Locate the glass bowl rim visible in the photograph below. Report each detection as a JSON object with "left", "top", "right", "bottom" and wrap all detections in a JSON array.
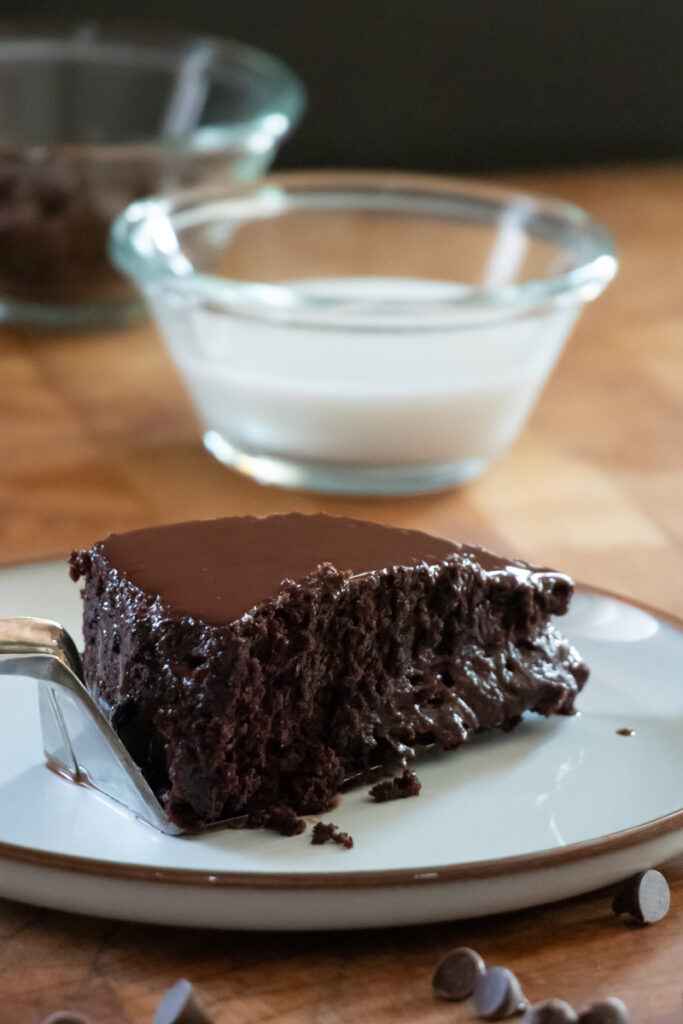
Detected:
[
  {"left": 110, "top": 169, "right": 618, "bottom": 320},
  {"left": 0, "top": 22, "right": 306, "bottom": 155}
]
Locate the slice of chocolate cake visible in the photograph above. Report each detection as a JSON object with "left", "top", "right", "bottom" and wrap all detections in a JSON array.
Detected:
[{"left": 68, "top": 514, "right": 588, "bottom": 831}]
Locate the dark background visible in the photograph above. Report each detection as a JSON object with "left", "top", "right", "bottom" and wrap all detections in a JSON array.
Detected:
[{"left": 4, "top": 0, "right": 683, "bottom": 172}]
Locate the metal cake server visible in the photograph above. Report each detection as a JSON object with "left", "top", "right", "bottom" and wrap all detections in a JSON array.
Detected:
[{"left": 0, "top": 617, "right": 184, "bottom": 835}]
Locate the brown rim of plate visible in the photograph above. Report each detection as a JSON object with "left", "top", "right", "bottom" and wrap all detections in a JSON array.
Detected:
[{"left": 0, "top": 581, "right": 681, "bottom": 891}]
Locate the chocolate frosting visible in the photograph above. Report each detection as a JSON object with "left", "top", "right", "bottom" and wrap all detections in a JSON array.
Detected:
[{"left": 101, "top": 513, "right": 536, "bottom": 627}]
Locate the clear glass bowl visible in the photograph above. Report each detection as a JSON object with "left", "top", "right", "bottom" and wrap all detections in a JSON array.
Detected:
[
  {"left": 0, "top": 24, "right": 305, "bottom": 328},
  {"left": 111, "top": 170, "right": 617, "bottom": 495}
]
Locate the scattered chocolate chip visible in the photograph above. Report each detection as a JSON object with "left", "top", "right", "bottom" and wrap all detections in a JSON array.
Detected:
[
  {"left": 40, "top": 1014, "right": 92, "bottom": 1024},
  {"left": 311, "top": 821, "right": 354, "bottom": 848},
  {"left": 432, "top": 946, "right": 486, "bottom": 1001},
  {"left": 473, "top": 966, "right": 528, "bottom": 1019},
  {"left": 577, "top": 997, "right": 628, "bottom": 1024},
  {"left": 612, "top": 869, "right": 670, "bottom": 924},
  {"left": 523, "top": 999, "right": 578, "bottom": 1024},
  {"left": 153, "top": 979, "right": 213, "bottom": 1024},
  {"left": 369, "top": 768, "right": 422, "bottom": 802},
  {"left": 615, "top": 729, "right": 635, "bottom": 737},
  {"left": 246, "top": 805, "right": 306, "bottom": 836}
]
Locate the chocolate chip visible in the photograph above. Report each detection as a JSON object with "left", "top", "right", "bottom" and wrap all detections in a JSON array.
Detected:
[
  {"left": 153, "top": 980, "right": 214, "bottom": 1024},
  {"left": 473, "top": 966, "right": 528, "bottom": 1019},
  {"left": 432, "top": 946, "right": 486, "bottom": 1001},
  {"left": 577, "top": 997, "right": 628, "bottom": 1024},
  {"left": 523, "top": 999, "right": 578, "bottom": 1024},
  {"left": 40, "top": 1015, "right": 91, "bottom": 1024},
  {"left": 612, "top": 869, "right": 670, "bottom": 923}
]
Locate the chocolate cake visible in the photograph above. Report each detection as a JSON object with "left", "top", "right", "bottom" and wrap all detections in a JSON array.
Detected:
[{"left": 68, "top": 514, "right": 588, "bottom": 831}]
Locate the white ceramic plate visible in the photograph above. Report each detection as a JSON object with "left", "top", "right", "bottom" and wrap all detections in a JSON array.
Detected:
[{"left": 0, "top": 560, "right": 681, "bottom": 931}]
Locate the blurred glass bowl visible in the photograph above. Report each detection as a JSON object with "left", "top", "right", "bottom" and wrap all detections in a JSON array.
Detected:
[
  {"left": 111, "top": 171, "right": 617, "bottom": 496},
  {"left": 0, "top": 24, "right": 305, "bottom": 328}
]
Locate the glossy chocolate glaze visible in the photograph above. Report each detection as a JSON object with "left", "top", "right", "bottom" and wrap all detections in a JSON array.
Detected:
[{"left": 101, "top": 513, "right": 541, "bottom": 626}]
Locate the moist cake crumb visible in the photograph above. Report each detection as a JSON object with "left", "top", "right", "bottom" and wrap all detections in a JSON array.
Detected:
[
  {"left": 369, "top": 768, "right": 422, "bottom": 802},
  {"left": 311, "top": 821, "right": 354, "bottom": 849},
  {"left": 246, "top": 806, "right": 306, "bottom": 837}
]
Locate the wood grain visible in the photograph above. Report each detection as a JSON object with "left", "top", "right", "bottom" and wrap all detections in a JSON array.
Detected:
[{"left": 0, "top": 163, "right": 682, "bottom": 1022}]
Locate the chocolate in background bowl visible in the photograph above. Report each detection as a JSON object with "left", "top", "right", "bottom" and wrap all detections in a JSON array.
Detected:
[{"left": 0, "top": 25, "right": 305, "bottom": 328}]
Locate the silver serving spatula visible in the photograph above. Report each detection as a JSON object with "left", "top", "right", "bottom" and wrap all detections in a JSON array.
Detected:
[{"left": 0, "top": 617, "right": 184, "bottom": 835}]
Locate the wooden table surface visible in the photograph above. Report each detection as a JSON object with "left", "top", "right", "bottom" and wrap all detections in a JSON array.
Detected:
[{"left": 0, "top": 163, "right": 682, "bottom": 1023}]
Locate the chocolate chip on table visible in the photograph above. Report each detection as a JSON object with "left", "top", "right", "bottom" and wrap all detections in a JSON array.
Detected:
[
  {"left": 523, "top": 999, "right": 578, "bottom": 1024},
  {"left": 40, "top": 1014, "right": 92, "bottom": 1024},
  {"left": 577, "top": 997, "right": 629, "bottom": 1024},
  {"left": 473, "top": 965, "right": 529, "bottom": 1019},
  {"left": 432, "top": 946, "right": 486, "bottom": 1001},
  {"left": 611, "top": 869, "right": 670, "bottom": 923},
  {"left": 153, "top": 979, "right": 214, "bottom": 1024}
]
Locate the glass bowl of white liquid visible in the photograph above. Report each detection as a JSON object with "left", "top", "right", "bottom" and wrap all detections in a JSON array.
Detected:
[{"left": 110, "top": 171, "right": 616, "bottom": 494}]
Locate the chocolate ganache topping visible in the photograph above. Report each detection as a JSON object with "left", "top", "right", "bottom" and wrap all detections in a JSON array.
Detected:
[{"left": 99, "top": 513, "right": 563, "bottom": 626}]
